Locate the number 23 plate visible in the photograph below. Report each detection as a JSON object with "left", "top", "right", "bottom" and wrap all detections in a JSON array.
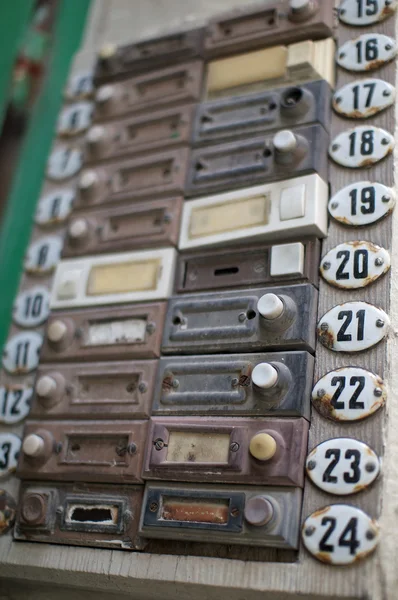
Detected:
[
  {"left": 302, "top": 505, "right": 380, "bottom": 565},
  {"left": 318, "top": 301, "right": 389, "bottom": 352},
  {"left": 329, "top": 126, "right": 394, "bottom": 168}
]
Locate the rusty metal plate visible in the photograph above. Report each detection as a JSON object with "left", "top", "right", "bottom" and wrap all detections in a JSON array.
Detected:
[
  {"left": 328, "top": 181, "right": 396, "bottom": 227},
  {"left": 35, "top": 189, "right": 75, "bottom": 227},
  {"left": 329, "top": 126, "right": 394, "bottom": 169},
  {"left": 332, "top": 79, "right": 395, "bottom": 119},
  {"left": 15, "top": 482, "right": 145, "bottom": 550},
  {"left": 0, "top": 385, "right": 33, "bottom": 424},
  {"left": 302, "top": 505, "right": 380, "bottom": 565},
  {"left": 320, "top": 241, "right": 390, "bottom": 289},
  {"left": 86, "top": 105, "right": 195, "bottom": 163},
  {"left": 162, "top": 284, "right": 317, "bottom": 355},
  {"left": 317, "top": 302, "right": 390, "bottom": 353},
  {"left": 312, "top": 367, "right": 386, "bottom": 423},
  {"left": 186, "top": 124, "right": 328, "bottom": 197},
  {"left": 338, "top": 0, "right": 397, "bottom": 26},
  {"left": 62, "top": 197, "right": 182, "bottom": 258},
  {"left": 192, "top": 80, "right": 332, "bottom": 146},
  {"left": 13, "top": 286, "right": 50, "bottom": 327},
  {"left": 40, "top": 302, "right": 166, "bottom": 362},
  {"left": 94, "top": 28, "right": 204, "bottom": 83},
  {"left": 152, "top": 351, "right": 314, "bottom": 419},
  {"left": 24, "top": 236, "right": 63, "bottom": 276},
  {"left": 306, "top": 438, "right": 380, "bottom": 496},
  {"left": 0, "top": 433, "right": 21, "bottom": 479},
  {"left": 74, "top": 148, "right": 189, "bottom": 209},
  {"left": 46, "top": 146, "right": 83, "bottom": 181},
  {"left": 2, "top": 332, "right": 43, "bottom": 375},
  {"left": 0, "top": 490, "right": 16, "bottom": 535},
  {"left": 94, "top": 61, "right": 203, "bottom": 121},
  {"left": 175, "top": 239, "right": 321, "bottom": 293},
  {"left": 337, "top": 33, "right": 397, "bottom": 72},
  {"left": 29, "top": 360, "right": 157, "bottom": 420},
  {"left": 140, "top": 482, "right": 302, "bottom": 549},
  {"left": 17, "top": 420, "right": 148, "bottom": 483},
  {"left": 204, "top": 1, "right": 334, "bottom": 58},
  {"left": 143, "top": 417, "right": 309, "bottom": 487}
]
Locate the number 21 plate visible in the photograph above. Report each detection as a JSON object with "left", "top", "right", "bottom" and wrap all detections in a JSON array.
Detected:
[{"left": 329, "top": 126, "right": 394, "bottom": 168}]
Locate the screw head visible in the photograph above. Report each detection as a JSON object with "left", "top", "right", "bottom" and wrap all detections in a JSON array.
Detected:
[
  {"left": 365, "top": 462, "right": 377, "bottom": 473},
  {"left": 320, "top": 322, "right": 329, "bottom": 332},
  {"left": 376, "top": 319, "right": 385, "bottom": 328},
  {"left": 383, "top": 89, "right": 391, "bottom": 97},
  {"left": 366, "top": 529, "right": 376, "bottom": 540},
  {"left": 307, "top": 460, "right": 316, "bottom": 471},
  {"left": 317, "top": 388, "right": 326, "bottom": 398},
  {"left": 231, "top": 377, "right": 239, "bottom": 388},
  {"left": 331, "top": 143, "right": 340, "bottom": 152},
  {"left": 382, "top": 195, "right": 391, "bottom": 203},
  {"left": 375, "top": 257, "right": 384, "bottom": 267},
  {"left": 138, "top": 382, "right": 147, "bottom": 393},
  {"left": 322, "top": 261, "right": 331, "bottom": 271},
  {"left": 335, "top": 97, "right": 342, "bottom": 104},
  {"left": 374, "top": 387, "right": 383, "bottom": 397},
  {"left": 172, "top": 379, "right": 179, "bottom": 389},
  {"left": 146, "top": 322, "right": 155, "bottom": 334},
  {"left": 381, "top": 138, "right": 390, "bottom": 145},
  {"left": 154, "top": 438, "right": 164, "bottom": 451},
  {"left": 149, "top": 502, "right": 158, "bottom": 512},
  {"left": 305, "top": 525, "right": 316, "bottom": 536},
  {"left": 385, "top": 44, "right": 393, "bottom": 51},
  {"left": 339, "top": 52, "right": 346, "bottom": 60},
  {"left": 238, "top": 312, "right": 246, "bottom": 322},
  {"left": 330, "top": 202, "right": 339, "bottom": 210},
  {"left": 230, "top": 442, "right": 240, "bottom": 452},
  {"left": 230, "top": 507, "right": 240, "bottom": 518}
]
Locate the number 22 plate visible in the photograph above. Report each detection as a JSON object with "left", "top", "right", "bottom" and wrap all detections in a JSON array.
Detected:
[
  {"left": 329, "top": 126, "right": 394, "bottom": 168},
  {"left": 318, "top": 301, "right": 390, "bottom": 352},
  {"left": 302, "top": 505, "right": 380, "bottom": 565}
]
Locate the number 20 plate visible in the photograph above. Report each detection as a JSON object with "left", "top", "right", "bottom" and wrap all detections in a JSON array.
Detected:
[
  {"left": 329, "top": 126, "right": 394, "bottom": 168},
  {"left": 318, "top": 302, "right": 389, "bottom": 352},
  {"left": 302, "top": 505, "right": 380, "bottom": 565}
]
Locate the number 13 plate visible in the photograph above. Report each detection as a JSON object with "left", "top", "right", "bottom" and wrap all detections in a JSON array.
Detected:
[
  {"left": 318, "top": 301, "right": 390, "bottom": 352},
  {"left": 329, "top": 126, "right": 394, "bottom": 168}
]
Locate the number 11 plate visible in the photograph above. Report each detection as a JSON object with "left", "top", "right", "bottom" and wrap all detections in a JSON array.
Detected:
[{"left": 329, "top": 126, "right": 394, "bottom": 168}]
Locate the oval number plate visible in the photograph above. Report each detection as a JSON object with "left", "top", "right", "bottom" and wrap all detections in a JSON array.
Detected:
[
  {"left": 13, "top": 286, "right": 50, "bottom": 328},
  {"left": 302, "top": 505, "right": 380, "bottom": 565},
  {"left": 25, "top": 236, "right": 63, "bottom": 275},
  {"left": 0, "top": 386, "right": 33, "bottom": 424},
  {"left": 320, "top": 241, "right": 390, "bottom": 289},
  {"left": 35, "top": 189, "right": 75, "bottom": 226},
  {"left": 47, "top": 147, "right": 83, "bottom": 180},
  {"left": 337, "top": 34, "right": 397, "bottom": 72},
  {"left": 0, "top": 490, "right": 17, "bottom": 534},
  {"left": 329, "top": 181, "right": 395, "bottom": 227},
  {"left": 312, "top": 367, "right": 386, "bottom": 422},
  {"left": 329, "top": 126, "right": 394, "bottom": 168},
  {"left": 57, "top": 102, "right": 93, "bottom": 137},
  {"left": 2, "top": 332, "right": 43, "bottom": 375},
  {"left": 333, "top": 79, "right": 395, "bottom": 119},
  {"left": 306, "top": 438, "right": 380, "bottom": 496},
  {"left": 65, "top": 70, "right": 93, "bottom": 101},
  {"left": 339, "top": 0, "right": 397, "bottom": 26},
  {"left": 318, "top": 301, "right": 389, "bottom": 352},
  {"left": 0, "top": 433, "right": 21, "bottom": 479}
]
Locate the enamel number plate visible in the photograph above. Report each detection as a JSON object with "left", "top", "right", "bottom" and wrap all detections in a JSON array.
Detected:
[
  {"left": 0, "top": 433, "right": 21, "bottom": 478},
  {"left": 306, "top": 438, "right": 380, "bottom": 496},
  {"left": 3, "top": 332, "right": 43, "bottom": 374},
  {"left": 57, "top": 102, "right": 93, "bottom": 137},
  {"left": 312, "top": 367, "right": 386, "bottom": 422},
  {"left": 65, "top": 71, "right": 93, "bottom": 101},
  {"left": 337, "top": 34, "right": 397, "bottom": 72},
  {"left": 302, "top": 505, "right": 380, "bottom": 565},
  {"left": 25, "top": 236, "right": 63, "bottom": 275},
  {"left": 13, "top": 286, "right": 50, "bottom": 327},
  {"left": 329, "top": 181, "right": 395, "bottom": 226},
  {"left": 318, "top": 302, "right": 389, "bottom": 352},
  {"left": 338, "top": 0, "right": 397, "bottom": 26},
  {"left": 47, "top": 147, "right": 83, "bottom": 181},
  {"left": 329, "top": 126, "right": 394, "bottom": 168},
  {"left": 35, "top": 190, "right": 75, "bottom": 226},
  {"left": 0, "top": 386, "right": 33, "bottom": 424},
  {"left": 333, "top": 79, "right": 395, "bottom": 119},
  {"left": 320, "top": 241, "right": 390, "bottom": 289}
]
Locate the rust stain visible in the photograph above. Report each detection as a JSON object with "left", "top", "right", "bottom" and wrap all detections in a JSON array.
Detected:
[
  {"left": 238, "top": 374, "right": 251, "bottom": 387},
  {"left": 317, "top": 328, "right": 335, "bottom": 349},
  {"left": 315, "top": 552, "right": 333, "bottom": 564},
  {"left": 312, "top": 506, "right": 331, "bottom": 519},
  {"left": 334, "top": 215, "right": 354, "bottom": 226},
  {"left": 365, "top": 59, "right": 389, "bottom": 71},
  {"left": 381, "top": 5, "right": 396, "bottom": 18},
  {"left": 162, "top": 500, "right": 229, "bottom": 524},
  {"left": 312, "top": 393, "right": 338, "bottom": 421},
  {"left": 162, "top": 376, "right": 174, "bottom": 392},
  {"left": 353, "top": 483, "right": 368, "bottom": 494},
  {"left": 334, "top": 105, "right": 382, "bottom": 119}
]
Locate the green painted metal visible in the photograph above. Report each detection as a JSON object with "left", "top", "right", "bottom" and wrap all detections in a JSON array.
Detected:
[{"left": 0, "top": 0, "right": 91, "bottom": 349}]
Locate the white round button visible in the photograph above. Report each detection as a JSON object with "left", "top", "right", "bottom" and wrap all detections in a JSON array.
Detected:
[
  {"left": 290, "top": 0, "right": 310, "bottom": 10},
  {"left": 87, "top": 125, "right": 105, "bottom": 144},
  {"left": 99, "top": 43, "right": 116, "bottom": 59},
  {"left": 22, "top": 434, "right": 45, "bottom": 458},
  {"left": 257, "top": 294, "right": 284, "bottom": 320},
  {"left": 249, "top": 433, "right": 277, "bottom": 461},
  {"left": 252, "top": 363, "right": 278, "bottom": 389},
  {"left": 69, "top": 218, "right": 88, "bottom": 239},
  {"left": 47, "top": 320, "right": 67, "bottom": 343},
  {"left": 79, "top": 170, "right": 97, "bottom": 190},
  {"left": 273, "top": 130, "right": 297, "bottom": 152},
  {"left": 96, "top": 85, "right": 114, "bottom": 104},
  {"left": 35, "top": 376, "right": 57, "bottom": 398}
]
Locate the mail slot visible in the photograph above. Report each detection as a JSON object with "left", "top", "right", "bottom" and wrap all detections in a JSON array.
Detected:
[
  {"left": 153, "top": 351, "right": 313, "bottom": 419},
  {"left": 186, "top": 124, "right": 328, "bottom": 198},
  {"left": 17, "top": 420, "right": 148, "bottom": 483},
  {"left": 175, "top": 238, "right": 321, "bottom": 293},
  {"left": 40, "top": 302, "right": 166, "bottom": 362},
  {"left": 29, "top": 360, "right": 157, "bottom": 419},
  {"left": 179, "top": 174, "right": 328, "bottom": 250},
  {"left": 162, "top": 284, "right": 317, "bottom": 355},
  {"left": 192, "top": 80, "right": 331, "bottom": 146},
  {"left": 62, "top": 197, "right": 182, "bottom": 257},
  {"left": 94, "top": 61, "right": 203, "bottom": 121},
  {"left": 50, "top": 248, "right": 176, "bottom": 308},
  {"left": 94, "top": 28, "right": 204, "bottom": 83},
  {"left": 140, "top": 482, "right": 302, "bottom": 549},
  {"left": 74, "top": 148, "right": 189, "bottom": 209},
  {"left": 205, "top": 38, "right": 335, "bottom": 100},
  {"left": 85, "top": 105, "right": 195, "bottom": 163},
  {"left": 143, "top": 417, "right": 308, "bottom": 486},
  {"left": 15, "top": 482, "right": 145, "bottom": 550},
  {"left": 204, "top": 1, "right": 334, "bottom": 58}
]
